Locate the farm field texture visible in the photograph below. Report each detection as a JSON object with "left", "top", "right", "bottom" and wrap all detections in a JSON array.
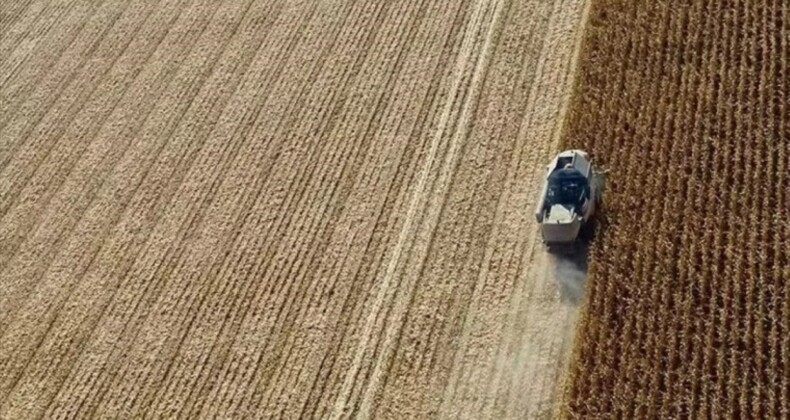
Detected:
[
  {"left": 561, "top": 0, "right": 790, "bottom": 418},
  {"left": 0, "top": 0, "right": 589, "bottom": 418}
]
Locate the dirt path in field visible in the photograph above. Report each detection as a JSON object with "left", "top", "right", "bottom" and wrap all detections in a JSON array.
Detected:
[{"left": 0, "top": 0, "right": 589, "bottom": 418}]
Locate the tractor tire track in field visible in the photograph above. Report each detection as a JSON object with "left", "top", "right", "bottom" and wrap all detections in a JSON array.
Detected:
[{"left": 0, "top": 1, "right": 590, "bottom": 418}]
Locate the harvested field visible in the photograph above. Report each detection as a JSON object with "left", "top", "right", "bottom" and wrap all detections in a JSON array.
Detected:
[
  {"left": 0, "top": 0, "right": 588, "bottom": 418},
  {"left": 561, "top": 0, "right": 790, "bottom": 418}
]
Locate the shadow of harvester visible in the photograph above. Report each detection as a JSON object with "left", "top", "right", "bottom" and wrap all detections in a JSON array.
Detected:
[
  {"left": 545, "top": 170, "right": 606, "bottom": 306},
  {"left": 545, "top": 212, "right": 597, "bottom": 306},
  {"left": 546, "top": 244, "right": 588, "bottom": 306}
]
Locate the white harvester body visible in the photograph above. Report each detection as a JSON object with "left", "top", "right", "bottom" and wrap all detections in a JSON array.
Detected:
[{"left": 534, "top": 150, "right": 603, "bottom": 246}]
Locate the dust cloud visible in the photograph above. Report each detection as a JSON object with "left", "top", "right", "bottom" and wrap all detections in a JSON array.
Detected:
[{"left": 550, "top": 249, "right": 588, "bottom": 306}]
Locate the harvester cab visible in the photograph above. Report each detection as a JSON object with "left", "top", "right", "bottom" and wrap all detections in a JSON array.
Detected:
[{"left": 535, "top": 150, "right": 605, "bottom": 249}]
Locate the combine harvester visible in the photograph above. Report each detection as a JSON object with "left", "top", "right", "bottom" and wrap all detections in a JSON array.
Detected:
[{"left": 535, "top": 150, "right": 605, "bottom": 253}]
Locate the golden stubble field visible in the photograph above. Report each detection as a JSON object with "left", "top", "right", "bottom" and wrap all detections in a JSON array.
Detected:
[{"left": 0, "top": 0, "right": 589, "bottom": 418}]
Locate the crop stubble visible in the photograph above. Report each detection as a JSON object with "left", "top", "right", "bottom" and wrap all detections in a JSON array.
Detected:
[
  {"left": 561, "top": 0, "right": 790, "bottom": 418},
  {"left": 0, "top": 0, "right": 588, "bottom": 418}
]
